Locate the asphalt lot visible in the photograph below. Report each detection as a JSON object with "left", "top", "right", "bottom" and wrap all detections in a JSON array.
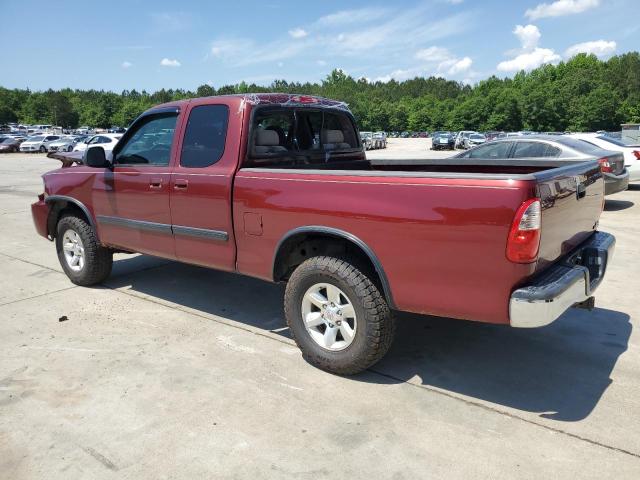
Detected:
[{"left": 1, "top": 140, "right": 639, "bottom": 479}]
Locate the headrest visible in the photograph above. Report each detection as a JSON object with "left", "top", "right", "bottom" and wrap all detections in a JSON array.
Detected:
[
  {"left": 256, "top": 129, "right": 280, "bottom": 146},
  {"left": 321, "top": 129, "right": 344, "bottom": 144}
]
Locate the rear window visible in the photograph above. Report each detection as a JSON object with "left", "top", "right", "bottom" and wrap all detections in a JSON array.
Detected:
[
  {"left": 247, "top": 107, "right": 360, "bottom": 168},
  {"left": 512, "top": 141, "right": 561, "bottom": 158},
  {"left": 555, "top": 136, "right": 609, "bottom": 155}
]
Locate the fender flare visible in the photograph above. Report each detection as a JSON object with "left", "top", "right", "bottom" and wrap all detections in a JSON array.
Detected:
[
  {"left": 45, "top": 195, "right": 99, "bottom": 241},
  {"left": 272, "top": 226, "right": 396, "bottom": 309}
]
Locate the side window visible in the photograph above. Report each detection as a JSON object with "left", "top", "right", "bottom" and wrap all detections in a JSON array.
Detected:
[
  {"left": 512, "top": 141, "right": 560, "bottom": 158},
  {"left": 114, "top": 113, "right": 178, "bottom": 166},
  {"left": 88, "top": 136, "right": 99, "bottom": 145},
  {"left": 180, "top": 105, "right": 229, "bottom": 168},
  {"left": 467, "top": 142, "right": 512, "bottom": 159}
]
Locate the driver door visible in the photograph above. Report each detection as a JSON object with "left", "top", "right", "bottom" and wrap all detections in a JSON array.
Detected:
[{"left": 92, "top": 109, "right": 181, "bottom": 259}]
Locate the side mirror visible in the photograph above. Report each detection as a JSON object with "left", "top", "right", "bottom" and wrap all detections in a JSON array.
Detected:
[{"left": 85, "top": 146, "right": 110, "bottom": 168}]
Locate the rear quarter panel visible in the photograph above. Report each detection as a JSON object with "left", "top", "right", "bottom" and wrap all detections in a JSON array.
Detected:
[{"left": 233, "top": 170, "right": 537, "bottom": 324}]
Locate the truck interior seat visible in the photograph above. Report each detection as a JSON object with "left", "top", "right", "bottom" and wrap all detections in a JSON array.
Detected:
[
  {"left": 322, "top": 129, "right": 350, "bottom": 150},
  {"left": 254, "top": 129, "right": 288, "bottom": 154}
]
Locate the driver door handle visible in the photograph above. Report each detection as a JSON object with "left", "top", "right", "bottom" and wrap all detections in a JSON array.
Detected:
[
  {"left": 174, "top": 179, "right": 189, "bottom": 190},
  {"left": 149, "top": 178, "right": 163, "bottom": 189}
]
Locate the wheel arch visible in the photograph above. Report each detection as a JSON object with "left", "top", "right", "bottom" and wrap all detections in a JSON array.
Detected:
[
  {"left": 45, "top": 195, "right": 99, "bottom": 241},
  {"left": 272, "top": 226, "right": 396, "bottom": 309}
]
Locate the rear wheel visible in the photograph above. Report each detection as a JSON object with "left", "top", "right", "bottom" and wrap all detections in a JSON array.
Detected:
[
  {"left": 56, "top": 214, "right": 113, "bottom": 286},
  {"left": 284, "top": 256, "right": 395, "bottom": 375}
]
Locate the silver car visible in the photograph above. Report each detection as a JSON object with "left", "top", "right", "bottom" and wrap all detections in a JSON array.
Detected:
[
  {"left": 19, "top": 135, "right": 62, "bottom": 153},
  {"left": 47, "top": 136, "right": 81, "bottom": 153},
  {"left": 463, "top": 133, "right": 486, "bottom": 149}
]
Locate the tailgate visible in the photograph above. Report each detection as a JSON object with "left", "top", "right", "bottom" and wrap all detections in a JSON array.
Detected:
[{"left": 535, "top": 160, "right": 603, "bottom": 272}]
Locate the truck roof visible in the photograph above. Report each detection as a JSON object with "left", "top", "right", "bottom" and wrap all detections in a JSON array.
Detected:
[{"left": 150, "top": 93, "right": 350, "bottom": 113}]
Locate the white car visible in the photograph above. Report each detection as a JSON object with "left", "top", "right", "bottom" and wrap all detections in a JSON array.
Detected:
[
  {"left": 73, "top": 134, "right": 122, "bottom": 153},
  {"left": 47, "top": 136, "right": 80, "bottom": 153},
  {"left": 571, "top": 133, "right": 640, "bottom": 183},
  {"left": 455, "top": 130, "right": 476, "bottom": 149},
  {"left": 19, "top": 135, "right": 62, "bottom": 153}
]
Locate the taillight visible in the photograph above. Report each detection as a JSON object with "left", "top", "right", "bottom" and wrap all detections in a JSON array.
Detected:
[
  {"left": 633, "top": 150, "right": 640, "bottom": 160},
  {"left": 506, "top": 198, "right": 541, "bottom": 263},
  {"left": 598, "top": 157, "right": 613, "bottom": 173}
]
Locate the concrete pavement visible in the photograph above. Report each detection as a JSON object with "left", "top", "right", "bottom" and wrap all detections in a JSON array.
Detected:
[{"left": 1, "top": 145, "right": 639, "bottom": 479}]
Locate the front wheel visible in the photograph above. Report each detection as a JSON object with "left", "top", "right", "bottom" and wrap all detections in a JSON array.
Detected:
[
  {"left": 39, "top": 145, "right": 46, "bottom": 153},
  {"left": 284, "top": 256, "right": 395, "bottom": 375},
  {"left": 56, "top": 214, "right": 113, "bottom": 286}
]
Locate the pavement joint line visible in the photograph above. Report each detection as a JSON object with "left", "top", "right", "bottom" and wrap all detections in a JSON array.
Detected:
[
  {"left": 2, "top": 251, "right": 638, "bottom": 460},
  {"left": 0, "top": 251, "right": 64, "bottom": 274},
  {"left": 0, "top": 285, "right": 79, "bottom": 308},
  {"left": 368, "top": 369, "right": 640, "bottom": 460}
]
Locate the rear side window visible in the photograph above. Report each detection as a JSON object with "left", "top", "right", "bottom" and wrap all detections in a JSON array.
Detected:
[
  {"left": 464, "top": 142, "right": 512, "bottom": 159},
  {"left": 180, "top": 105, "right": 229, "bottom": 168},
  {"left": 512, "top": 141, "right": 561, "bottom": 158}
]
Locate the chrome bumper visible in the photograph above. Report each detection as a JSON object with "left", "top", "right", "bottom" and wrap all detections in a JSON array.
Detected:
[{"left": 509, "top": 231, "right": 615, "bottom": 328}]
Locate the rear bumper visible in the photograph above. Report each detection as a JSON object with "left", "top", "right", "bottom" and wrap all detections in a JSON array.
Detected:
[
  {"left": 604, "top": 169, "right": 629, "bottom": 195},
  {"left": 509, "top": 231, "right": 615, "bottom": 328},
  {"left": 31, "top": 198, "right": 49, "bottom": 238}
]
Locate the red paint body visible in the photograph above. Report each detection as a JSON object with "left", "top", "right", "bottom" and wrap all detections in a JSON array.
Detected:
[{"left": 32, "top": 94, "right": 604, "bottom": 325}]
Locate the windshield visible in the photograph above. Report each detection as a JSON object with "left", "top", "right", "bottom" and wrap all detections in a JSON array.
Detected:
[
  {"left": 1, "top": 138, "right": 14, "bottom": 144},
  {"left": 596, "top": 135, "right": 637, "bottom": 147},
  {"left": 27, "top": 136, "right": 44, "bottom": 142},
  {"left": 470, "top": 134, "right": 485, "bottom": 140}
]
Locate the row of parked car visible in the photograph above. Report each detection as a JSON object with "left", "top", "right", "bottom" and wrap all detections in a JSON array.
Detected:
[
  {"left": 448, "top": 133, "right": 640, "bottom": 195},
  {"left": 360, "top": 131, "right": 387, "bottom": 150},
  {"left": 0, "top": 132, "right": 123, "bottom": 154}
]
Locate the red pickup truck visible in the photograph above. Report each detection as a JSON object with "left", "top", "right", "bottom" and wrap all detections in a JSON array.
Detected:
[{"left": 32, "top": 93, "right": 615, "bottom": 374}]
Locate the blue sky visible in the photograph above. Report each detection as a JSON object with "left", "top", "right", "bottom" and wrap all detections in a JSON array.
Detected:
[{"left": 1, "top": 0, "right": 638, "bottom": 92}]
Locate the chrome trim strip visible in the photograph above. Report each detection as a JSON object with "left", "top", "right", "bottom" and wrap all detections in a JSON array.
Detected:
[
  {"left": 96, "top": 215, "right": 172, "bottom": 234},
  {"left": 173, "top": 225, "right": 228, "bottom": 241},
  {"left": 96, "top": 215, "right": 228, "bottom": 241}
]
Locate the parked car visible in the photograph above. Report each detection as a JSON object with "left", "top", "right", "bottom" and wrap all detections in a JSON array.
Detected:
[
  {"left": 372, "top": 132, "right": 387, "bottom": 149},
  {"left": 431, "top": 131, "right": 455, "bottom": 150},
  {"left": 359, "top": 131, "right": 374, "bottom": 150},
  {"left": 19, "top": 135, "right": 62, "bottom": 153},
  {"left": 463, "top": 133, "right": 486, "bottom": 149},
  {"left": 73, "top": 134, "right": 122, "bottom": 153},
  {"left": 455, "top": 130, "right": 476, "bottom": 149},
  {"left": 48, "top": 136, "right": 84, "bottom": 153},
  {"left": 455, "top": 135, "right": 629, "bottom": 195},
  {"left": 570, "top": 133, "right": 640, "bottom": 183},
  {"left": 0, "top": 137, "right": 25, "bottom": 153},
  {"left": 31, "top": 93, "right": 616, "bottom": 375}
]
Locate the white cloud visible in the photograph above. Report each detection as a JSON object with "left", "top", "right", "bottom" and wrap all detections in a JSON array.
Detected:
[
  {"left": 316, "top": 59, "right": 327, "bottom": 66},
  {"left": 317, "top": 8, "right": 389, "bottom": 26},
  {"left": 288, "top": 28, "right": 308, "bottom": 39},
  {"left": 497, "top": 48, "right": 561, "bottom": 71},
  {"left": 497, "top": 24, "right": 561, "bottom": 72},
  {"left": 565, "top": 39, "right": 616, "bottom": 58},
  {"left": 160, "top": 58, "right": 181, "bottom": 67},
  {"left": 443, "top": 56, "right": 472, "bottom": 74},
  {"left": 525, "top": 0, "right": 599, "bottom": 20},
  {"left": 415, "top": 46, "right": 452, "bottom": 62},
  {"left": 121, "top": 61, "right": 132, "bottom": 69},
  {"left": 513, "top": 24, "right": 541, "bottom": 50}
]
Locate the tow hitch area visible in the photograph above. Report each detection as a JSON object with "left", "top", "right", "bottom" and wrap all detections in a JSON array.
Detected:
[{"left": 573, "top": 296, "right": 595, "bottom": 311}]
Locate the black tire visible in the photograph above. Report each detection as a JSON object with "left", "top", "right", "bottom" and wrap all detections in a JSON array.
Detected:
[
  {"left": 284, "top": 256, "right": 395, "bottom": 375},
  {"left": 55, "top": 214, "right": 113, "bottom": 286},
  {"left": 39, "top": 145, "right": 46, "bottom": 153}
]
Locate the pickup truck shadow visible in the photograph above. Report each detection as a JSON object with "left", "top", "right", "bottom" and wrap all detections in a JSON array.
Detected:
[
  {"left": 105, "top": 255, "right": 630, "bottom": 423},
  {"left": 367, "top": 308, "right": 631, "bottom": 422},
  {"left": 604, "top": 199, "right": 634, "bottom": 211}
]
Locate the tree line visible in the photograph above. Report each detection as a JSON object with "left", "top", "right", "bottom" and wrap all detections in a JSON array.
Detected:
[{"left": 1, "top": 52, "right": 639, "bottom": 133}]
